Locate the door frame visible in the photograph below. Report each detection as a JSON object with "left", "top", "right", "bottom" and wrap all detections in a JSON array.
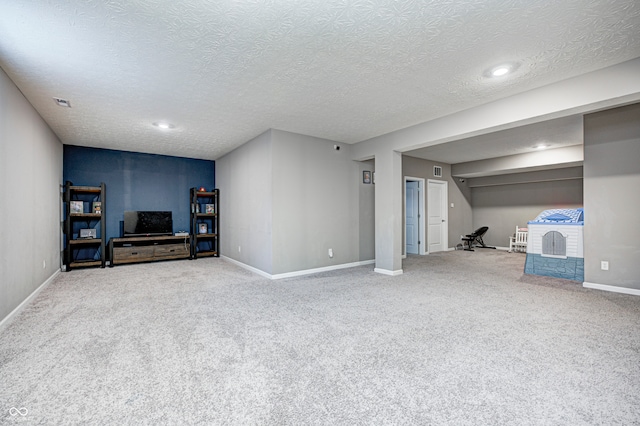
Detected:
[
  {"left": 427, "top": 179, "right": 449, "bottom": 252},
  {"left": 404, "top": 176, "right": 427, "bottom": 256}
]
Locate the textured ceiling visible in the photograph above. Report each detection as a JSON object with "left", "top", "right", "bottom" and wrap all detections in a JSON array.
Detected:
[{"left": 1, "top": 0, "right": 639, "bottom": 161}]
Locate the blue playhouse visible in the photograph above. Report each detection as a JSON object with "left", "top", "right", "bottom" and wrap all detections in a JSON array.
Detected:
[{"left": 524, "top": 208, "right": 584, "bottom": 282}]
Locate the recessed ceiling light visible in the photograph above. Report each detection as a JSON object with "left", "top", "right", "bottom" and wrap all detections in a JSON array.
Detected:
[
  {"left": 491, "top": 66, "right": 510, "bottom": 77},
  {"left": 485, "top": 62, "right": 520, "bottom": 78},
  {"left": 153, "top": 122, "right": 175, "bottom": 130},
  {"left": 534, "top": 144, "right": 549, "bottom": 150}
]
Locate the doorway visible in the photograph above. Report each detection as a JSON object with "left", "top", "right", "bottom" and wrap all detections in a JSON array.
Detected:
[
  {"left": 427, "top": 179, "right": 448, "bottom": 252},
  {"left": 404, "top": 177, "right": 426, "bottom": 256}
]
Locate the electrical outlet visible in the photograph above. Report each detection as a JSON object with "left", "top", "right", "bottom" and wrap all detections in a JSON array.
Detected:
[
  {"left": 238, "top": 246, "right": 241, "bottom": 253},
  {"left": 328, "top": 248, "right": 333, "bottom": 258},
  {"left": 43, "top": 260, "right": 46, "bottom": 269},
  {"left": 601, "top": 261, "right": 609, "bottom": 271}
]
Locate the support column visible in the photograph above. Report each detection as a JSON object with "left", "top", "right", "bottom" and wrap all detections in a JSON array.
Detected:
[{"left": 374, "top": 149, "right": 403, "bottom": 275}]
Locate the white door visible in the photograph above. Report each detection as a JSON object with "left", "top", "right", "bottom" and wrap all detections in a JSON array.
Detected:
[
  {"left": 405, "top": 181, "right": 419, "bottom": 254},
  {"left": 428, "top": 180, "right": 448, "bottom": 252}
]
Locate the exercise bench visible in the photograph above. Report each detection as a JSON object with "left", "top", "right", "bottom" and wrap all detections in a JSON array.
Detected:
[{"left": 461, "top": 226, "right": 496, "bottom": 251}]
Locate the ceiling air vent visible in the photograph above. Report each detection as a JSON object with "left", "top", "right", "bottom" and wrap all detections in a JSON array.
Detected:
[
  {"left": 433, "top": 165, "right": 443, "bottom": 177},
  {"left": 53, "top": 97, "right": 71, "bottom": 107}
]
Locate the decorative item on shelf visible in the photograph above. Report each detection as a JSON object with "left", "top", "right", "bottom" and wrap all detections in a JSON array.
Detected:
[
  {"left": 196, "top": 204, "right": 200, "bottom": 213},
  {"left": 205, "top": 204, "right": 215, "bottom": 214},
  {"left": 70, "top": 201, "right": 84, "bottom": 214},
  {"left": 92, "top": 201, "right": 102, "bottom": 214},
  {"left": 198, "top": 186, "right": 206, "bottom": 192},
  {"left": 79, "top": 228, "right": 96, "bottom": 239},
  {"left": 198, "top": 223, "right": 208, "bottom": 234},
  {"left": 363, "top": 171, "right": 372, "bottom": 184}
]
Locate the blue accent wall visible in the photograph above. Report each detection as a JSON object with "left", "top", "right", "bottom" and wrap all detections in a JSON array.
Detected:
[{"left": 63, "top": 145, "right": 214, "bottom": 242}]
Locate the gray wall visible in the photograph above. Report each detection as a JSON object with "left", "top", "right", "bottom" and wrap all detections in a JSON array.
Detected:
[
  {"left": 402, "top": 155, "right": 472, "bottom": 251},
  {"left": 216, "top": 130, "right": 274, "bottom": 274},
  {"left": 216, "top": 129, "right": 373, "bottom": 276},
  {"left": 583, "top": 103, "right": 640, "bottom": 289},
  {"left": 271, "top": 130, "right": 365, "bottom": 274},
  {"left": 0, "top": 67, "right": 63, "bottom": 323},
  {"left": 471, "top": 177, "right": 583, "bottom": 247}
]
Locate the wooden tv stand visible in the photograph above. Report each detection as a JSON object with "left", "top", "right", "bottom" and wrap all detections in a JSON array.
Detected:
[{"left": 108, "top": 235, "right": 191, "bottom": 266}]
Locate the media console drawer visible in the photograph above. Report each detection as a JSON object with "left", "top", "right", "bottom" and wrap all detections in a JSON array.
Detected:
[
  {"left": 154, "top": 243, "right": 189, "bottom": 258},
  {"left": 113, "top": 246, "right": 154, "bottom": 262}
]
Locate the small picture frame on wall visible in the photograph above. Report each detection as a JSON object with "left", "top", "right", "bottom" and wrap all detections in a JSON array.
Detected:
[
  {"left": 363, "top": 171, "right": 372, "bottom": 184},
  {"left": 205, "top": 204, "right": 215, "bottom": 214},
  {"left": 198, "top": 223, "right": 208, "bottom": 234},
  {"left": 70, "top": 201, "right": 84, "bottom": 214},
  {"left": 92, "top": 202, "right": 102, "bottom": 214}
]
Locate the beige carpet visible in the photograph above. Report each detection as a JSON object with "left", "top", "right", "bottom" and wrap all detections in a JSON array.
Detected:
[{"left": 1, "top": 250, "right": 639, "bottom": 425}]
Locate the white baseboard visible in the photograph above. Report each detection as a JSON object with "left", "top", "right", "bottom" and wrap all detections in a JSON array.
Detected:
[
  {"left": 374, "top": 268, "right": 404, "bottom": 276},
  {"left": 0, "top": 269, "right": 60, "bottom": 332},
  {"left": 221, "top": 256, "right": 376, "bottom": 280},
  {"left": 221, "top": 256, "right": 273, "bottom": 279},
  {"left": 273, "top": 260, "right": 376, "bottom": 279},
  {"left": 583, "top": 282, "right": 640, "bottom": 296}
]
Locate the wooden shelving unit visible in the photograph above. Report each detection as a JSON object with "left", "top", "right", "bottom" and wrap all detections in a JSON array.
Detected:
[
  {"left": 64, "top": 181, "right": 106, "bottom": 271},
  {"left": 190, "top": 188, "right": 219, "bottom": 258}
]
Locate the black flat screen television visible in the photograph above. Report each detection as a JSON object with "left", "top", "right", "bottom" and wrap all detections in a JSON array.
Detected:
[{"left": 123, "top": 211, "right": 173, "bottom": 237}]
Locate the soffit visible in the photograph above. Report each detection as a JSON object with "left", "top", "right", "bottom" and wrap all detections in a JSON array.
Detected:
[{"left": 405, "top": 115, "right": 583, "bottom": 165}]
